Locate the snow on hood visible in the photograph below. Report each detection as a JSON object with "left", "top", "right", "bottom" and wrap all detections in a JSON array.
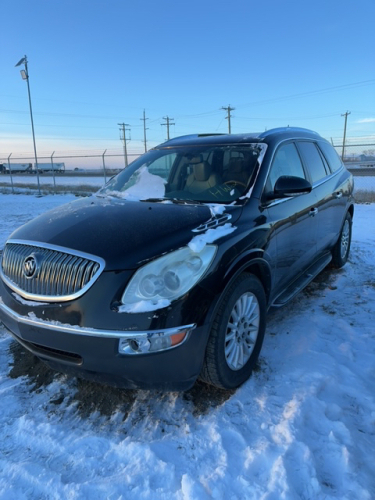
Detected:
[
  {"left": 188, "top": 223, "right": 237, "bottom": 253},
  {"left": 207, "top": 204, "right": 227, "bottom": 217}
]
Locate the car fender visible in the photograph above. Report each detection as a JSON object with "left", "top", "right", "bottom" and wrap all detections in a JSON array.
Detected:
[{"left": 205, "top": 250, "right": 272, "bottom": 327}]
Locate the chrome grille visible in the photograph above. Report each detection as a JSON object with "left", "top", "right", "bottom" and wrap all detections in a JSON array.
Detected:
[{"left": 0, "top": 241, "right": 104, "bottom": 302}]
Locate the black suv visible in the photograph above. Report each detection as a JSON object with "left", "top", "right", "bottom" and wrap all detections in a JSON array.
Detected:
[{"left": 0, "top": 128, "right": 354, "bottom": 390}]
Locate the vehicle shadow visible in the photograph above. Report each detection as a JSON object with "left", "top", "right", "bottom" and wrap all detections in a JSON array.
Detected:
[{"left": 7, "top": 341, "right": 234, "bottom": 419}]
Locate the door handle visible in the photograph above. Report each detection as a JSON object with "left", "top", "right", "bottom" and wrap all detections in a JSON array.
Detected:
[
  {"left": 334, "top": 191, "right": 343, "bottom": 199},
  {"left": 309, "top": 208, "right": 318, "bottom": 217}
]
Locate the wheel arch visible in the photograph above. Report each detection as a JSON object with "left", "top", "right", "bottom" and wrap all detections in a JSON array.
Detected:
[
  {"left": 348, "top": 203, "right": 354, "bottom": 220},
  {"left": 222, "top": 250, "right": 272, "bottom": 306},
  {"left": 200, "top": 266, "right": 268, "bottom": 388}
]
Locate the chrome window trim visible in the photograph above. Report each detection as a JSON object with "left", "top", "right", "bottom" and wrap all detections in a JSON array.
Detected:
[
  {"left": 311, "top": 167, "right": 343, "bottom": 188},
  {"left": 262, "top": 196, "right": 293, "bottom": 208},
  {"left": 0, "top": 239, "right": 105, "bottom": 303},
  {"left": 262, "top": 167, "right": 344, "bottom": 208}
]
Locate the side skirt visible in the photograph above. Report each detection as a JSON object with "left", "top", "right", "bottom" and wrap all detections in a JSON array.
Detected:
[{"left": 271, "top": 253, "right": 332, "bottom": 307}]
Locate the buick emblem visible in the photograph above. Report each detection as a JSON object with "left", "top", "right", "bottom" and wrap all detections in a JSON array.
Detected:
[{"left": 23, "top": 255, "right": 38, "bottom": 278}]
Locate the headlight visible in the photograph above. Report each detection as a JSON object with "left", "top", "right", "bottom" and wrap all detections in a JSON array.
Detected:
[{"left": 121, "top": 245, "right": 217, "bottom": 309}]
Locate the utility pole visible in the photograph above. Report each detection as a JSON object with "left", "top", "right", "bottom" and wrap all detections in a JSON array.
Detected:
[
  {"left": 341, "top": 111, "right": 351, "bottom": 161},
  {"left": 221, "top": 105, "right": 235, "bottom": 134},
  {"left": 118, "top": 122, "right": 131, "bottom": 168},
  {"left": 140, "top": 110, "right": 149, "bottom": 152},
  {"left": 162, "top": 116, "right": 175, "bottom": 140}
]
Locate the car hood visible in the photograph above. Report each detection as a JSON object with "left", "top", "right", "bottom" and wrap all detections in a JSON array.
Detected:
[{"left": 9, "top": 196, "right": 242, "bottom": 270}]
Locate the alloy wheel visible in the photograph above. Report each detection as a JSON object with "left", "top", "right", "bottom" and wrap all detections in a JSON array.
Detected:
[
  {"left": 225, "top": 292, "right": 260, "bottom": 371},
  {"left": 340, "top": 219, "right": 350, "bottom": 260}
]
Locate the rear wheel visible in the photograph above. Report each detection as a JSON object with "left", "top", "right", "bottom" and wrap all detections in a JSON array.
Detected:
[
  {"left": 331, "top": 212, "right": 352, "bottom": 268},
  {"left": 200, "top": 273, "right": 266, "bottom": 389}
]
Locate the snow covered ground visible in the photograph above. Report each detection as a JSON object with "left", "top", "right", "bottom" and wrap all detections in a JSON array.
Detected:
[
  {"left": 0, "top": 174, "right": 106, "bottom": 189},
  {"left": 353, "top": 176, "right": 375, "bottom": 192},
  {"left": 0, "top": 193, "right": 374, "bottom": 500}
]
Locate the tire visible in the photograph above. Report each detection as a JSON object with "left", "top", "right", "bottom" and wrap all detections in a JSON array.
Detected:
[
  {"left": 331, "top": 212, "right": 352, "bottom": 268},
  {"left": 200, "top": 273, "right": 267, "bottom": 389}
]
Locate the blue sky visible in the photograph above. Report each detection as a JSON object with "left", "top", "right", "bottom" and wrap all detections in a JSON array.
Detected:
[{"left": 1, "top": 0, "right": 374, "bottom": 164}]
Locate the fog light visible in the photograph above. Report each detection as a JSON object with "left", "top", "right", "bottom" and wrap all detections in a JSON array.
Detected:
[{"left": 119, "top": 337, "right": 151, "bottom": 354}]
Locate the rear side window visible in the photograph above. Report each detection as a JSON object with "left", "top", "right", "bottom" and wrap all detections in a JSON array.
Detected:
[
  {"left": 297, "top": 141, "right": 328, "bottom": 184},
  {"left": 318, "top": 141, "right": 343, "bottom": 173}
]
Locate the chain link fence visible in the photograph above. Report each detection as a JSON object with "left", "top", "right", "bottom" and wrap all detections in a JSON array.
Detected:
[
  {"left": 332, "top": 143, "right": 375, "bottom": 167},
  {"left": 0, "top": 151, "right": 140, "bottom": 195},
  {"left": 1, "top": 143, "right": 375, "bottom": 200},
  {"left": 332, "top": 143, "right": 375, "bottom": 202}
]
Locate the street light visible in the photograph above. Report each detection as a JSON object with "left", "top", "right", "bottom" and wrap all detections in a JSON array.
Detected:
[{"left": 15, "top": 55, "right": 41, "bottom": 195}]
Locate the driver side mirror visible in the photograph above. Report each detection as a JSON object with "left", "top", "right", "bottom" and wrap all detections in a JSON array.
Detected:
[{"left": 271, "top": 175, "right": 312, "bottom": 199}]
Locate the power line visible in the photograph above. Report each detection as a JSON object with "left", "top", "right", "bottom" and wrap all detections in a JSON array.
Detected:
[
  {"left": 2, "top": 79, "right": 374, "bottom": 124},
  {"left": 2, "top": 78, "right": 374, "bottom": 114},
  {"left": 236, "top": 79, "right": 375, "bottom": 110},
  {"left": 0, "top": 107, "right": 145, "bottom": 125}
]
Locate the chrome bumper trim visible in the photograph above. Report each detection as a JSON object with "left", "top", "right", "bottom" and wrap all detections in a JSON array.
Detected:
[{"left": 0, "top": 299, "right": 196, "bottom": 340}]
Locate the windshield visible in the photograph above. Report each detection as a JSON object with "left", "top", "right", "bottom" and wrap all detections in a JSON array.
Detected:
[{"left": 98, "top": 143, "right": 267, "bottom": 203}]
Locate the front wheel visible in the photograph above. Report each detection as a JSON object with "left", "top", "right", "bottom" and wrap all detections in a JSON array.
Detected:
[
  {"left": 200, "top": 273, "right": 266, "bottom": 389},
  {"left": 331, "top": 212, "right": 352, "bottom": 268}
]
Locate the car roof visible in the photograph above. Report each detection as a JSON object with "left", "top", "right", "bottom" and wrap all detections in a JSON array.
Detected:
[{"left": 156, "top": 127, "right": 323, "bottom": 148}]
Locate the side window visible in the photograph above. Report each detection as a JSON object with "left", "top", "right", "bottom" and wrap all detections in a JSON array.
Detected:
[
  {"left": 297, "top": 141, "right": 328, "bottom": 184},
  {"left": 318, "top": 141, "right": 343, "bottom": 173},
  {"left": 267, "top": 143, "right": 305, "bottom": 191}
]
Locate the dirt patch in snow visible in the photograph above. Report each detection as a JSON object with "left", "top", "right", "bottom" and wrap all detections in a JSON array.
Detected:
[{"left": 8, "top": 341, "right": 58, "bottom": 390}]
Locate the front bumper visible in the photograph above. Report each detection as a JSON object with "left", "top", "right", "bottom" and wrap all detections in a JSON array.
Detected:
[{"left": 0, "top": 298, "right": 208, "bottom": 390}]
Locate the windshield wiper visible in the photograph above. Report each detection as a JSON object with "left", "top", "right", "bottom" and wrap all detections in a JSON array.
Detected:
[
  {"left": 141, "top": 197, "right": 166, "bottom": 202},
  {"left": 142, "top": 197, "right": 206, "bottom": 205},
  {"left": 170, "top": 198, "right": 206, "bottom": 205}
]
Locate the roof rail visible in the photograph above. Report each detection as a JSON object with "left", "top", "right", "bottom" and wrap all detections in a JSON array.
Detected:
[
  {"left": 162, "top": 133, "right": 228, "bottom": 145},
  {"left": 259, "top": 127, "right": 320, "bottom": 138}
]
